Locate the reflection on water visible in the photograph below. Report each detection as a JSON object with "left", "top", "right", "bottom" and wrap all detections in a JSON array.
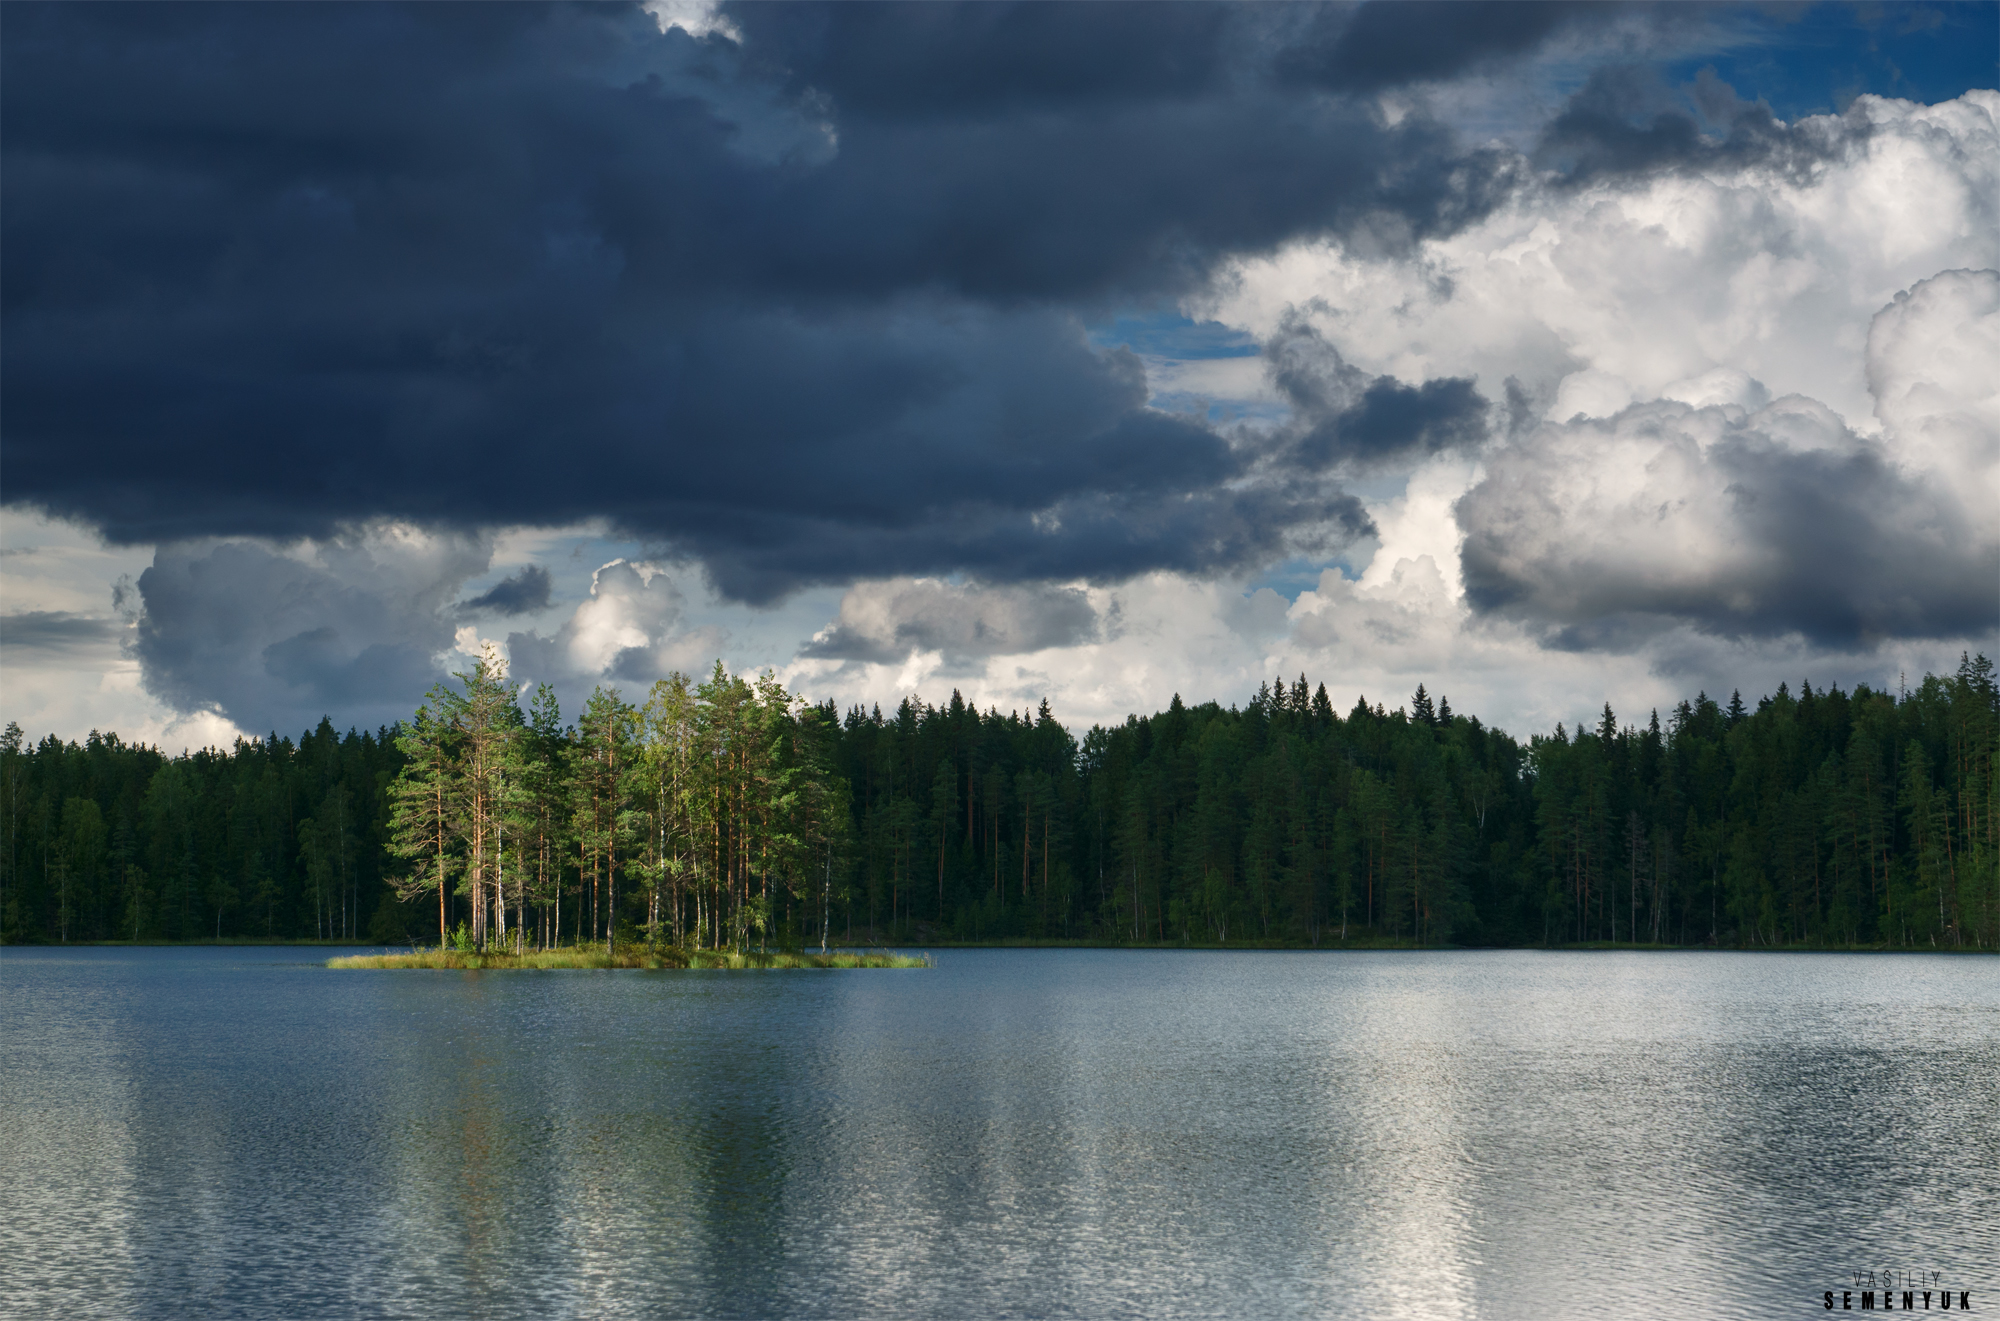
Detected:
[{"left": 2, "top": 948, "right": 1994, "bottom": 1318}]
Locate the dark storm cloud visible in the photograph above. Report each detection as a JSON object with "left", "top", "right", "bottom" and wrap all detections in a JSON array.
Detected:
[
  {"left": 1277, "top": 1, "right": 1604, "bottom": 92},
  {"left": 1535, "top": 66, "right": 1844, "bottom": 185},
  {"left": 1, "top": 1, "right": 1532, "bottom": 601},
  {"left": 130, "top": 535, "right": 486, "bottom": 736},
  {"left": 0, "top": 611, "right": 117, "bottom": 652},
  {"left": 696, "top": 471, "right": 1377, "bottom": 606},
  {"left": 1336, "top": 377, "right": 1488, "bottom": 456},
  {"left": 1264, "top": 316, "right": 1490, "bottom": 468},
  {"left": 731, "top": 2, "right": 1616, "bottom": 116},
  {"left": 726, "top": 2, "right": 1239, "bottom": 118},
  {"left": 1456, "top": 405, "right": 1999, "bottom": 647},
  {"left": 460, "top": 565, "right": 552, "bottom": 617}
]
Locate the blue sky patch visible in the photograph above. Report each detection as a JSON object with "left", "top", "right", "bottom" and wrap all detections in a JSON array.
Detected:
[
  {"left": 1087, "top": 312, "right": 1262, "bottom": 361},
  {"left": 1668, "top": 2, "right": 1998, "bottom": 119}
]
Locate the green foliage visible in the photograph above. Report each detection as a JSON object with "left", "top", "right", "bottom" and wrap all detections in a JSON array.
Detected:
[
  {"left": 5, "top": 655, "right": 1995, "bottom": 949},
  {"left": 365, "top": 890, "right": 407, "bottom": 943},
  {"left": 1, "top": 719, "right": 399, "bottom": 944}
]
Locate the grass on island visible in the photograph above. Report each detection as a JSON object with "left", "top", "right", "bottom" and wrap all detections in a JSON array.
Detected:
[{"left": 327, "top": 945, "right": 930, "bottom": 971}]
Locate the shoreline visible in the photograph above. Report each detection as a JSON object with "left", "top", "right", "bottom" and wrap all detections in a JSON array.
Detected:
[{"left": 5, "top": 937, "right": 1986, "bottom": 956}]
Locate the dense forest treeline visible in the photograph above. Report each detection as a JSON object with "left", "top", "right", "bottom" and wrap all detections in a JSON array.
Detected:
[{"left": 3, "top": 653, "right": 1994, "bottom": 950}]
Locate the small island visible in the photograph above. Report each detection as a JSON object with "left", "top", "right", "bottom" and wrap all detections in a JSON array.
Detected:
[{"left": 327, "top": 945, "right": 928, "bottom": 970}]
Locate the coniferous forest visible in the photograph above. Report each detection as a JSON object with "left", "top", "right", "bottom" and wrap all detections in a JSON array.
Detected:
[{"left": 2, "top": 652, "right": 1994, "bottom": 952}]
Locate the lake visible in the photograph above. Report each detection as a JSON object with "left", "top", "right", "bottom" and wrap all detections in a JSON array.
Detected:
[{"left": 2, "top": 947, "right": 1994, "bottom": 1318}]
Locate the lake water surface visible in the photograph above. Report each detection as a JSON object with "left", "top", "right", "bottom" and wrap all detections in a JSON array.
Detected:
[{"left": 3, "top": 947, "right": 1994, "bottom": 1318}]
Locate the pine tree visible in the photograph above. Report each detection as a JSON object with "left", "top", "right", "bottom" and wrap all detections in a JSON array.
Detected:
[
  {"left": 519, "top": 683, "right": 570, "bottom": 949},
  {"left": 1411, "top": 684, "right": 1436, "bottom": 727},
  {"left": 640, "top": 673, "right": 697, "bottom": 950},
  {"left": 434, "top": 646, "right": 523, "bottom": 951},
  {"left": 574, "top": 685, "right": 639, "bottom": 950},
  {"left": 387, "top": 702, "right": 456, "bottom": 944}
]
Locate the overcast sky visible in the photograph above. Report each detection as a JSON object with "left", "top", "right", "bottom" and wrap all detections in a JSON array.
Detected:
[{"left": 3, "top": 0, "right": 1996, "bottom": 749}]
